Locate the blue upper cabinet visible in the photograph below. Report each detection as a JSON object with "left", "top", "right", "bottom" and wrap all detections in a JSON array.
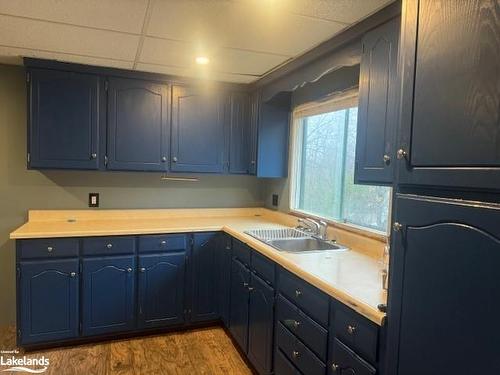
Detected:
[
  {"left": 107, "top": 77, "right": 169, "bottom": 171},
  {"left": 138, "top": 253, "right": 185, "bottom": 329},
  {"left": 257, "top": 92, "right": 291, "bottom": 178},
  {"left": 355, "top": 17, "right": 400, "bottom": 185},
  {"left": 171, "top": 85, "right": 226, "bottom": 173},
  {"left": 189, "top": 232, "right": 220, "bottom": 322},
  {"left": 28, "top": 69, "right": 100, "bottom": 170},
  {"left": 397, "top": 0, "right": 500, "bottom": 190},
  {"left": 228, "top": 92, "right": 251, "bottom": 174},
  {"left": 18, "top": 259, "right": 79, "bottom": 345},
  {"left": 81, "top": 255, "right": 136, "bottom": 336}
]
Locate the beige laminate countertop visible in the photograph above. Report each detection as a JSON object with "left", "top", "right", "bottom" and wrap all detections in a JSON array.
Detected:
[{"left": 10, "top": 208, "right": 387, "bottom": 325}]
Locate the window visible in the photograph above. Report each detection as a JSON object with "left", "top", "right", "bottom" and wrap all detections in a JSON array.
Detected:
[{"left": 291, "top": 95, "right": 390, "bottom": 233}]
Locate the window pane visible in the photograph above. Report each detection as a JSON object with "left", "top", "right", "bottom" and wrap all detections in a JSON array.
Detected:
[
  {"left": 342, "top": 108, "right": 390, "bottom": 232},
  {"left": 296, "top": 111, "right": 348, "bottom": 219}
]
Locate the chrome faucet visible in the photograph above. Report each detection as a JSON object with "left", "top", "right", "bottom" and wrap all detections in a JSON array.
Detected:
[{"left": 297, "top": 218, "right": 329, "bottom": 240}]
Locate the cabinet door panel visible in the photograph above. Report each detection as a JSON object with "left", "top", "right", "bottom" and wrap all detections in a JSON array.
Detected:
[
  {"left": 19, "top": 259, "right": 79, "bottom": 345},
  {"left": 138, "top": 253, "right": 185, "bottom": 328},
  {"left": 398, "top": 0, "right": 500, "bottom": 189},
  {"left": 190, "top": 232, "right": 219, "bottom": 322},
  {"left": 387, "top": 195, "right": 500, "bottom": 375},
  {"left": 107, "top": 77, "right": 169, "bottom": 171},
  {"left": 229, "top": 92, "right": 250, "bottom": 174},
  {"left": 218, "top": 234, "right": 233, "bottom": 326},
  {"left": 248, "top": 273, "right": 274, "bottom": 375},
  {"left": 229, "top": 258, "right": 250, "bottom": 352},
  {"left": 29, "top": 69, "right": 99, "bottom": 169},
  {"left": 82, "top": 255, "right": 136, "bottom": 336},
  {"left": 171, "top": 85, "right": 225, "bottom": 172},
  {"left": 355, "top": 17, "right": 399, "bottom": 185}
]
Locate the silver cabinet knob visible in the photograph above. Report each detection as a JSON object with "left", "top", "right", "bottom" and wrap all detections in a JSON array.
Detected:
[
  {"left": 295, "top": 289, "right": 302, "bottom": 297},
  {"left": 243, "top": 282, "right": 249, "bottom": 287},
  {"left": 293, "top": 320, "right": 301, "bottom": 329},
  {"left": 347, "top": 325, "right": 356, "bottom": 334},
  {"left": 47, "top": 246, "right": 53, "bottom": 252},
  {"left": 70, "top": 272, "right": 76, "bottom": 277},
  {"left": 250, "top": 160, "right": 256, "bottom": 165},
  {"left": 127, "top": 267, "right": 133, "bottom": 273},
  {"left": 292, "top": 350, "right": 300, "bottom": 359},
  {"left": 140, "top": 267, "right": 146, "bottom": 273},
  {"left": 393, "top": 222, "right": 403, "bottom": 232},
  {"left": 106, "top": 243, "right": 113, "bottom": 249},
  {"left": 383, "top": 154, "right": 391, "bottom": 164},
  {"left": 397, "top": 148, "right": 407, "bottom": 159},
  {"left": 247, "top": 286, "right": 254, "bottom": 292},
  {"left": 172, "top": 156, "right": 178, "bottom": 162},
  {"left": 331, "top": 363, "right": 339, "bottom": 372},
  {"left": 91, "top": 153, "right": 97, "bottom": 159},
  {"left": 160, "top": 240, "right": 167, "bottom": 246},
  {"left": 161, "top": 156, "right": 167, "bottom": 162},
  {"left": 225, "top": 245, "right": 231, "bottom": 250}
]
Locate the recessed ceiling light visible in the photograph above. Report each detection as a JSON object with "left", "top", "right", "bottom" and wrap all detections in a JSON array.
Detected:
[{"left": 195, "top": 56, "right": 209, "bottom": 65}]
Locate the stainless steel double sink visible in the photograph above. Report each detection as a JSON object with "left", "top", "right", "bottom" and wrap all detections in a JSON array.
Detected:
[{"left": 245, "top": 228, "right": 348, "bottom": 253}]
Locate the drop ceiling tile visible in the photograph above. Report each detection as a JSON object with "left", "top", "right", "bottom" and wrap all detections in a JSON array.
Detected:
[
  {"left": 135, "top": 63, "right": 257, "bottom": 84},
  {"left": 0, "top": 45, "right": 134, "bottom": 69},
  {"left": 0, "top": 15, "right": 140, "bottom": 61},
  {"left": 147, "top": 0, "right": 346, "bottom": 56},
  {"left": 140, "top": 37, "right": 290, "bottom": 76},
  {"left": 282, "top": 0, "right": 395, "bottom": 23},
  {"left": 0, "top": 0, "right": 148, "bottom": 34}
]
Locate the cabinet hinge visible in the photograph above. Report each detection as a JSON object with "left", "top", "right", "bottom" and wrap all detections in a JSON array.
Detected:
[
  {"left": 16, "top": 267, "right": 21, "bottom": 279},
  {"left": 104, "top": 155, "right": 108, "bottom": 166},
  {"left": 27, "top": 153, "right": 30, "bottom": 163},
  {"left": 104, "top": 80, "right": 108, "bottom": 91},
  {"left": 17, "top": 329, "right": 21, "bottom": 338},
  {"left": 190, "top": 237, "right": 194, "bottom": 246},
  {"left": 79, "top": 322, "right": 82, "bottom": 334},
  {"left": 79, "top": 263, "right": 82, "bottom": 273},
  {"left": 26, "top": 72, "right": 30, "bottom": 83}
]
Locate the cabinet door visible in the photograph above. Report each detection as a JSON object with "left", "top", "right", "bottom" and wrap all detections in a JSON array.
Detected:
[
  {"left": 218, "top": 234, "right": 233, "bottom": 327},
  {"left": 229, "top": 92, "right": 250, "bottom": 174},
  {"left": 29, "top": 69, "right": 100, "bottom": 169},
  {"left": 18, "top": 259, "right": 79, "bottom": 345},
  {"left": 138, "top": 253, "right": 185, "bottom": 329},
  {"left": 107, "top": 78, "right": 169, "bottom": 171},
  {"left": 248, "top": 273, "right": 275, "bottom": 375},
  {"left": 82, "top": 255, "right": 136, "bottom": 336},
  {"left": 190, "top": 232, "right": 219, "bottom": 322},
  {"left": 397, "top": 0, "right": 500, "bottom": 189},
  {"left": 229, "top": 258, "right": 250, "bottom": 352},
  {"left": 355, "top": 17, "right": 400, "bottom": 185},
  {"left": 171, "top": 85, "right": 225, "bottom": 173},
  {"left": 386, "top": 195, "right": 500, "bottom": 375}
]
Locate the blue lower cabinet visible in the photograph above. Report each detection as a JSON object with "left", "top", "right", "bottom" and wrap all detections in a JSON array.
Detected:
[
  {"left": 190, "top": 232, "right": 219, "bottom": 322},
  {"left": 82, "top": 255, "right": 136, "bottom": 336},
  {"left": 247, "top": 273, "right": 275, "bottom": 375},
  {"left": 138, "top": 253, "right": 185, "bottom": 329},
  {"left": 329, "top": 338, "right": 375, "bottom": 375},
  {"left": 229, "top": 258, "right": 250, "bottom": 351},
  {"left": 18, "top": 259, "right": 79, "bottom": 345}
]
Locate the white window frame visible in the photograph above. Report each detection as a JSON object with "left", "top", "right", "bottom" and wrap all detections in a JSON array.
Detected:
[{"left": 288, "top": 90, "right": 390, "bottom": 240}]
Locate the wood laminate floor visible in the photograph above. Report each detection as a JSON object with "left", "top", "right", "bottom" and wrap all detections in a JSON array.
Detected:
[{"left": 0, "top": 326, "right": 254, "bottom": 375}]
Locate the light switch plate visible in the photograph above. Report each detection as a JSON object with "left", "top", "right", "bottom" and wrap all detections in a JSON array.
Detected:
[{"left": 89, "top": 193, "right": 99, "bottom": 208}]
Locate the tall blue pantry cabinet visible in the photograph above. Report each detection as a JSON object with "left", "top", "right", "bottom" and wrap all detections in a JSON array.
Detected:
[{"left": 384, "top": 1, "right": 500, "bottom": 375}]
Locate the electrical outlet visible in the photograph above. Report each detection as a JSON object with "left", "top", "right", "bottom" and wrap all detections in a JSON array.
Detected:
[
  {"left": 272, "top": 194, "right": 279, "bottom": 207},
  {"left": 89, "top": 193, "right": 99, "bottom": 208}
]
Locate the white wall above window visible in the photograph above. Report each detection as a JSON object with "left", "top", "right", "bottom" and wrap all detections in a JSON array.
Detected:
[{"left": 290, "top": 93, "right": 391, "bottom": 234}]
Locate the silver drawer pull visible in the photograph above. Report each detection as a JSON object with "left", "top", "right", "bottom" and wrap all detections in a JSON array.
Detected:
[
  {"left": 347, "top": 325, "right": 357, "bottom": 334},
  {"left": 295, "top": 289, "right": 302, "bottom": 297},
  {"left": 106, "top": 243, "right": 113, "bottom": 249},
  {"left": 243, "top": 282, "right": 249, "bottom": 287},
  {"left": 160, "top": 240, "right": 167, "bottom": 245},
  {"left": 140, "top": 267, "right": 146, "bottom": 273},
  {"left": 292, "top": 350, "right": 300, "bottom": 359},
  {"left": 70, "top": 272, "right": 76, "bottom": 277},
  {"left": 331, "top": 363, "right": 339, "bottom": 372},
  {"left": 47, "top": 246, "right": 53, "bottom": 252},
  {"left": 293, "top": 320, "right": 301, "bottom": 329},
  {"left": 127, "top": 267, "right": 133, "bottom": 273}
]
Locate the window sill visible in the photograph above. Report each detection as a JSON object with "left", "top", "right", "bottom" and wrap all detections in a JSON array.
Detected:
[{"left": 289, "top": 209, "right": 388, "bottom": 243}]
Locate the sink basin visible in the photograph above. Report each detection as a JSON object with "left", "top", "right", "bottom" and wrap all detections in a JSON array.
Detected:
[{"left": 267, "top": 237, "right": 347, "bottom": 253}]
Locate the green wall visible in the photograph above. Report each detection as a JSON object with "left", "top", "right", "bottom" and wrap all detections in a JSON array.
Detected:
[{"left": 0, "top": 64, "right": 265, "bottom": 327}]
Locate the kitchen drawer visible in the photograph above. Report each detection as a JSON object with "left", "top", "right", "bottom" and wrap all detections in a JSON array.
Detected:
[
  {"left": 82, "top": 236, "right": 135, "bottom": 256},
  {"left": 251, "top": 250, "right": 275, "bottom": 285},
  {"left": 18, "top": 238, "right": 79, "bottom": 259},
  {"left": 275, "top": 348, "right": 301, "bottom": 375},
  {"left": 276, "top": 322, "right": 326, "bottom": 375},
  {"left": 332, "top": 301, "right": 379, "bottom": 365},
  {"left": 232, "top": 239, "right": 251, "bottom": 266},
  {"left": 138, "top": 234, "right": 187, "bottom": 253},
  {"left": 278, "top": 268, "right": 329, "bottom": 327},
  {"left": 277, "top": 294, "right": 328, "bottom": 362},
  {"left": 329, "top": 338, "right": 376, "bottom": 375}
]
